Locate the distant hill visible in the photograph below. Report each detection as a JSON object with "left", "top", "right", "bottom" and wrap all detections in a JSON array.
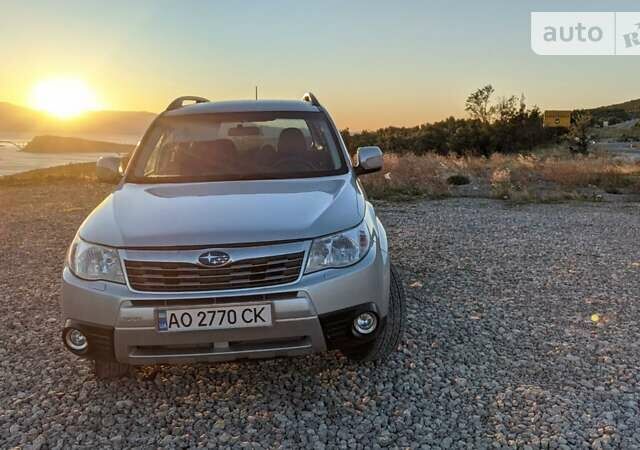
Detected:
[
  {"left": 23, "top": 135, "right": 135, "bottom": 154},
  {"left": 0, "top": 102, "right": 156, "bottom": 136},
  {"left": 589, "top": 98, "right": 640, "bottom": 116}
]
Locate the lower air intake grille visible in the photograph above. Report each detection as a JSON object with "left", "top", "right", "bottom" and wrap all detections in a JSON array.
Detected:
[{"left": 124, "top": 252, "right": 304, "bottom": 292}]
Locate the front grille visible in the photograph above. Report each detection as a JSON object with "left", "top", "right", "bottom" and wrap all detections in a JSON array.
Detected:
[
  {"left": 129, "top": 292, "right": 299, "bottom": 307},
  {"left": 124, "top": 252, "right": 304, "bottom": 292}
]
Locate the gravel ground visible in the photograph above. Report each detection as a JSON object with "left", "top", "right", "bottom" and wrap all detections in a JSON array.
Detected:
[{"left": 1, "top": 182, "right": 640, "bottom": 449}]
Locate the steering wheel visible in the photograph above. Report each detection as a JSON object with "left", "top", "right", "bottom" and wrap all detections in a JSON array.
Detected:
[{"left": 271, "top": 157, "right": 316, "bottom": 172}]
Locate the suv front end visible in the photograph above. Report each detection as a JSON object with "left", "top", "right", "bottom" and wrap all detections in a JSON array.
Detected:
[{"left": 61, "top": 94, "right": 405, "bottom": 378}]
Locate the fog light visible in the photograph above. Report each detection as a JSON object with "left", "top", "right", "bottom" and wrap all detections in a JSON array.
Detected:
[
  {"left": 65, "top": 328, "right": 88, "bottom": 352},
  {"left": 353, "top": 312, "right": 378, "bottom": 335}
]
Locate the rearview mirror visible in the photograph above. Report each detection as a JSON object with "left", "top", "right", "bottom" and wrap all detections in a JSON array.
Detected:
[
  {"left": 354, "top": 146, "right": 383, "bottom": 176},
  {"left": 96, "top": 156, "right": 122, "bottom": 184},
  {"left": 228, "top": 125, "right": 261, "bottom": 136}
]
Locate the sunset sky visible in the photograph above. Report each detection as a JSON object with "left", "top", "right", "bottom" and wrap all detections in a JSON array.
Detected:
[{"left": 1, "top": 0, "right": 639, "bottom": 130}]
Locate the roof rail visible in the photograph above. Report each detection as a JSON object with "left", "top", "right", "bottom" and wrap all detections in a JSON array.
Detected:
[
  {"left": 301, "top": 92, "right": 321, "bottom": 107},
  {"left": 166, "top": 96, "right": 210, "bottom": 111}
]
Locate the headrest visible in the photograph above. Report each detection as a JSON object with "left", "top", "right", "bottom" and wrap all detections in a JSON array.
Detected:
[{"left": 277, "top": 128, "right": 306, "bottom": 155}]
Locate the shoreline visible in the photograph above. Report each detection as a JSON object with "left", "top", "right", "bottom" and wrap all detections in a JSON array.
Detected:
[
  {"left": 0, "top": 134, "right": 135, "bottom": 176},
  {"left": 0, "top": 147, "right": 120, "bottom": 176}
]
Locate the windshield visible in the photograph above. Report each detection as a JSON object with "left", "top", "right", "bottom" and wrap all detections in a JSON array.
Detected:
[{"left": 128, "top": 111, "right": 348, "bottom": 182}]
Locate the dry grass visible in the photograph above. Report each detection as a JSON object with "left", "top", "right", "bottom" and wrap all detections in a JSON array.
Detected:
[
  {"left": 362, "top": 148, "right": 640, "bottom": 201},
  {"left": 3, "top": 149, "right": 640, "bottom": 203},
  {"left": 0, "top": 162, "right": 97, "bottom": 187},
  {"left": 362, "top": 153, "right": 451, "bottom": 200}
]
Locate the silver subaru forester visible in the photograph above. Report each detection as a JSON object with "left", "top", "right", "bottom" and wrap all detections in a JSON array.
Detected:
[{"left": 61, "top": 93, "right": 406, "bottom": 378}]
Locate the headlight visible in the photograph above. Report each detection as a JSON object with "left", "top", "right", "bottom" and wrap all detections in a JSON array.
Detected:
[
  {"left": 67, "top": 236, "right": 125, "bottom": 284},
  {"left": 305, "top": 222, "right": 372, "bottom": 273}
]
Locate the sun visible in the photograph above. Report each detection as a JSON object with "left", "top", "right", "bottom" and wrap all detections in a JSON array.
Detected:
[{"left": 29, "top": 78, "right": 99, "bottom": 119}]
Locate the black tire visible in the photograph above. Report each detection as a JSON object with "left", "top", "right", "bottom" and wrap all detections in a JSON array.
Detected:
[
  {"left": 344, "top": 263, "right": 406, "bottom": 362},
  {"left": 93, "top": 360, "right": 131, "bottom": 380}
]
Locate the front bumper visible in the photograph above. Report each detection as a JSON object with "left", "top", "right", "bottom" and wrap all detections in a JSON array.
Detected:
[{"left": 61, "top": 240, "right": 390, "bottom": 365}]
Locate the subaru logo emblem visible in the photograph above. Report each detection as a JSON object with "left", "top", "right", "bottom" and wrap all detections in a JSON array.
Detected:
[{"left": 198, "top": 251, "right": 231, "bottom": 267}]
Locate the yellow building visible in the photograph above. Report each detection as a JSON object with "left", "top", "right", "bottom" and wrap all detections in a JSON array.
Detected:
[{"left": 543, "top": 110, "right": 571, "bottom": 128}]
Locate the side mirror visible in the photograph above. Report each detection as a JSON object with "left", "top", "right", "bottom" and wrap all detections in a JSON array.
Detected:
[
  {"left": 96, "top": 156, "right": 122, "bottom": 184},
  {"left": 354, "top": 146, "right": 383, "bottom": 176}
]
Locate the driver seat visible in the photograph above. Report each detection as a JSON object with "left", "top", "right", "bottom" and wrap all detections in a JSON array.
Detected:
[
  {"left": 177, "top": 139, "right": 238, "bottom": 175},
  {"left": 277, "top": 128, "right": 307, "bottom": 157}
]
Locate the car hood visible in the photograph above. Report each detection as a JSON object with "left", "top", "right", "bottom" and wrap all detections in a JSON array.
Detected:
[{"left": 79, "top": 175, "right": 365, "bottom": 248}]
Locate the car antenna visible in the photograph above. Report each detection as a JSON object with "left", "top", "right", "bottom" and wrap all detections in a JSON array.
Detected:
[{"left": 255, "top": 86, "right": 258, "bottom": 100}]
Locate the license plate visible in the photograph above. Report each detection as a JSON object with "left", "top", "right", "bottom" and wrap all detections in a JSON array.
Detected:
[{"left": 157, "top": 304, "right": 272, "bottom": 332}]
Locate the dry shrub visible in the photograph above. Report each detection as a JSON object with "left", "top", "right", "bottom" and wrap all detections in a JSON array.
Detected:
[
  {"left": 447, "top": 174, "right": 470, "bottom": 185},
  {"left": 538, "top": 157, "right": 639, "bottom": 188},
  {"left": 490, "top": 168, "right": 513, "bottom": 199},
  {"left": 482, "top": 152, "right": 639, "bottom": 191},
  {"left": 362, "top": 148, "right": 640, "bottom": 201},
  {"left": 363, "top": 153, "right": 450, "bottom": 199}
]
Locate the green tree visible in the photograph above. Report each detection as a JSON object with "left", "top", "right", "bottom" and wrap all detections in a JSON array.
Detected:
[
  {"left": 567, "top": 112, "right": 592, "bottom": 155},
  {"left": 341, "top": 85, "right": 560, "bottom": 156},
  {"left": 465, "top": 85, "right": 495, "bottom": 123}
]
